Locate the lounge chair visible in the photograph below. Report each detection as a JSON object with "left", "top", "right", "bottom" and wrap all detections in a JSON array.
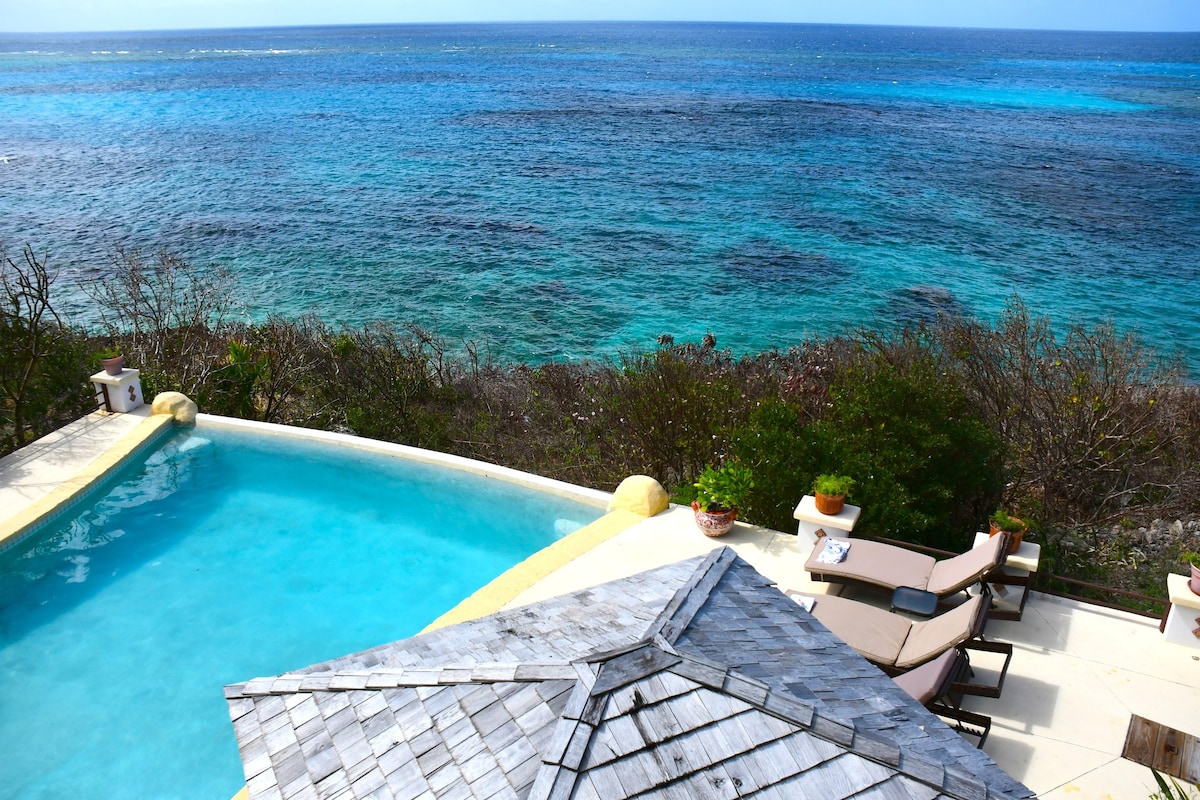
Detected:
[
  {"left": 786, "top": 589, "right": 1013, "bottom": 693},
  {"left": 892, "top": 649, "right": 994, "bottom": 748},
  {"left": 805, "top": 533, "right": 1010, "bottom": 599}
]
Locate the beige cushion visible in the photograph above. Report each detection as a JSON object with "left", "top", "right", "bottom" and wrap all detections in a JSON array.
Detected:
[
  {"left": 926, "top": 535, "right": 1006, "bottom": 595},
  {"left": 893, "top": 649, "right": 961, "bottom": 705},
  {"left": 805, "top": 538, "right": 934, "bottom": 592},
  {"left": 802, "top": 592, "right": 911, "bottom": 666},
  {"left": 894, "top": 594, "right": 985, "bottom": 670},
  {"left": 792, "top": 590, "right": 985, "bottom": 671}
]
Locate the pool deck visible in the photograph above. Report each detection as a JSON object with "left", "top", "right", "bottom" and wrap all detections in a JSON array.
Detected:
[
  {"left": 0, "top": 406, "right": 175, "bottom": 551},
  {"left": 5, "top": 413, "right": 1200, "bottom": 800}
]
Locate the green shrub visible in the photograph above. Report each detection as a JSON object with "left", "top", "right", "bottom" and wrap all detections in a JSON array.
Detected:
[
  {"left": 729, "top": 399, "right": 828, "bottom": 531},
  {"left": 816, "top": 346, "right": 1004, "bottom": 550},
  {"left": 592, "top": 344, "right": 758, "bottom": 488},
  {"left": 933, "top": 299, "right": 1188, "bottom": 526}
]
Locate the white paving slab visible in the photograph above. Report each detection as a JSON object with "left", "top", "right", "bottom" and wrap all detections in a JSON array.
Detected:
[{"left": 0, "top": 407, "right": 151, "bottom": 527}]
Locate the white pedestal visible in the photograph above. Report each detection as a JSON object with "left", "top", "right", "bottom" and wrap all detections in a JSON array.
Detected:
[
  {"left": 972, "top": 531, "right": 1040, "bottom": 620},
  {"left": 793, "top": 495, "right": 861, "bottom": 547},
  {"left": 1164, "top": 574, "right": 1200, "bottom": 649},
  {"left": 90, "top": 368, "right": 144, "bottom": 413},
  {"left": 972, "top": 532, "right": 1041, "bottom": 573}
]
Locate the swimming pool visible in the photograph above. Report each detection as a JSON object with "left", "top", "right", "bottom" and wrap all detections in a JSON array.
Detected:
[{"left": 0, "top": 421, "right": 606, "bottom": 799}]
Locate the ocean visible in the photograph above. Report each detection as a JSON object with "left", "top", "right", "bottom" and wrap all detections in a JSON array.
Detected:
[{"left": 1, "top": 22, "right": 1198, "bottom": 369}]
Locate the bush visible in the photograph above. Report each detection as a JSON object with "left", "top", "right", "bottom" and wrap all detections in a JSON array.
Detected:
[
  {"left": 730, "top": 399, "right": 827, "bottom": 531},
  {"left": 85, "top": 247, "right": 238, "bottom": 397},
  {"left": 933, "top": 299, "right": 1189, "bottom": 525},
  {"left": 0, "top": 246, "right": 93, "bottom": 455},
  {"left": 588, "top": 342, "right": 765, "bottom": 488},
  {"left": 817, "top": 344, "right": 1004, "bottom": 549}
]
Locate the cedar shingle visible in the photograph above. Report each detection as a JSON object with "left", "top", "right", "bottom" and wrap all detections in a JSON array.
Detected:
[{"left": 225, "top": 551, "right": 1031, "bottom": 800}]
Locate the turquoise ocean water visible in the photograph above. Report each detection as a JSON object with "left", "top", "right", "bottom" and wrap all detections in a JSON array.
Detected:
[{"left": 1, "top": 23, "right": 1198, "bottom": 368}]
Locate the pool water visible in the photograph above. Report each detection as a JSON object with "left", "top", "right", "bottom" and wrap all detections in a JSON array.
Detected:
[{"left": 0, "top": 426, "right": 604, "bottom": 799}]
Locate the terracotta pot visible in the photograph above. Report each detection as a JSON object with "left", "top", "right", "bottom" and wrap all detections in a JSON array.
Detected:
[
  {"left": 100, "top": 355, "right": 124, "bottom": 376},
  {"left": 691, "top": 500, "right": 737, "bottom": 538},
  {"left": 1190, "top": 564, "right": 1200, "bottom": 596},
  {"left": 989, "top": 520, "right": 1025, "bottom": 555},
  {"left": 814, "top": 492, "right": 846, "bottom": 516}
]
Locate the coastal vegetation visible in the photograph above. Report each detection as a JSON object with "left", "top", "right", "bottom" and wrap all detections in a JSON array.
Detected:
[{"left": 3, "top": 245, "right": 1199, "bottom": 602}]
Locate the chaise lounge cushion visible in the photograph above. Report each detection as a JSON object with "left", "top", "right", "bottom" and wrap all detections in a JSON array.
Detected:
[
  {"left": 794, "top": 591, "right": 988, "bottom": 671},
  {"left": 926, "top": 534, "right": 1007, "bottom": 595},
  {"left": 799, "top": 592, "right": 911, "bottom": 665},
  {"left": 805, "top": 535, "right": 1007, "bottom": 599},
  {"left": 894, "top": 595, "right": 985, "bottom": 670},
  {"left": 892, "top": 649, "right": 961, "bottom": 705},
  {"left": 804, "top": 538, "right": 935, "bottom": 592}
]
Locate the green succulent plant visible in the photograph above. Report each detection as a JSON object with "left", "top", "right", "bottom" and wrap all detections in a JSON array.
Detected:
[
  {"left": 813, "top": 474, "right": 855, "bottom": 497},
  {"left": 989, "top": 509, "right": 1026, "bottom": 533},
  {"left": 694, "top": 463, "right": 754, "bottom": 512}
]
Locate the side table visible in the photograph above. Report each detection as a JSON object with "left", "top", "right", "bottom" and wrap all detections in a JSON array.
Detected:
[
  {"left": 972, "top": 531, "right": 1040, "bottom": 621},
  {"left": 1163, "top": 574, "right": 1200, "bottom": 649},
  {"left": 90, "top": 368, "right": 144, "bottom": 413},
  {"left": 794, "top": 495, "right": 861, "bottom": 547},
  {"left": 891, "top": 586, "right": 938, "bottom": 618}
]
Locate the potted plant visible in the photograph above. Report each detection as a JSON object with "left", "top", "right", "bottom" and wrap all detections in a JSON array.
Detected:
[
  {"left": 812, "top": 474, "right": 855, "bottom": 516},
  {"left": 1182, "top": 552, "right": 1200, "bottom": 596},
  {"left": 691, "top": 463, "right": 754, "bottom": 538},
  {"left": 989, "top": 509, "right": 1027, "bottom": 555},
  {"left": 98, "top": 349, "right": 124, "bottom": 376}
]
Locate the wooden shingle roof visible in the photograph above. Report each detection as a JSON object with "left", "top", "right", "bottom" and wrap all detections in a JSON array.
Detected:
[{"left": 226, "top": 547, "right": 1034, "bottom": 800}]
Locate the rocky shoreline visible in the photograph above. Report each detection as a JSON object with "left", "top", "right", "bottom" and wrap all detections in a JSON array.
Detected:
[{"left": 1121, "top": 517, "right": 1200, "bottom": 558}]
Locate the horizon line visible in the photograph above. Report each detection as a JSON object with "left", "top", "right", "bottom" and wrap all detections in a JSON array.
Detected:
[{"left": 4, "top": 19, "right": 1199, "bottom": 37}]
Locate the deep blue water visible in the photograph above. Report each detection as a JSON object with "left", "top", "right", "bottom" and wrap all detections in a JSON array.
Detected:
[{"left": 1, "top": 23, "right": 1198, "bottom": 368}]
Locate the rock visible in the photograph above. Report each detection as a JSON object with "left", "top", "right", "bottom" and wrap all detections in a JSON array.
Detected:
[
  {"left": 609, "top": 475, "right": 669, "bottom": 517},
  {"left": 1171, "top": 520, "right": 1185, "bottom": 538},
  {"left": 151, "top": 391, "right": 198, "bottom": 425}
]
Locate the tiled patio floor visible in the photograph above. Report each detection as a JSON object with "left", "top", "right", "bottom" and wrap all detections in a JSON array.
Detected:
[{"left": 0, "top": 406, "right": 151, "bottom": 528}]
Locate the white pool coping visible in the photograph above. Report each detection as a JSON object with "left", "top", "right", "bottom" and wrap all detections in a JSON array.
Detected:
[
  {"left": 0, "top": 407, "right": 175, "bottom": 553},
  {"left": 192, "top": 414, "right": 613, "bottom": 508}
]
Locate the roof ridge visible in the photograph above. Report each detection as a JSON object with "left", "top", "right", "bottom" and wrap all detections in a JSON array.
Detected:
[
  {"left": 645, "top": 545, "right": 739, "bottom": 644},
  {"left": 224, "top": 660, "right": 579, "bottom": 697}
]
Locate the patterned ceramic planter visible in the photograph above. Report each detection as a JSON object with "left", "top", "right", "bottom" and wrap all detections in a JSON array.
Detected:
[{"left": 691, "top": 501, "right": 737, "bottom": 538}]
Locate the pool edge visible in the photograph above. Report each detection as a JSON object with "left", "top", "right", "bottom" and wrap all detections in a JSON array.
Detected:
[
  {"left": 0, "top": 413, "right": 176, "bottom": 554},
  {"left": 420, "top": 507, "right": 649, "bottom": 633},
  {"left": 193, "top": 414, "right": 613, "bottom": 507}
]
